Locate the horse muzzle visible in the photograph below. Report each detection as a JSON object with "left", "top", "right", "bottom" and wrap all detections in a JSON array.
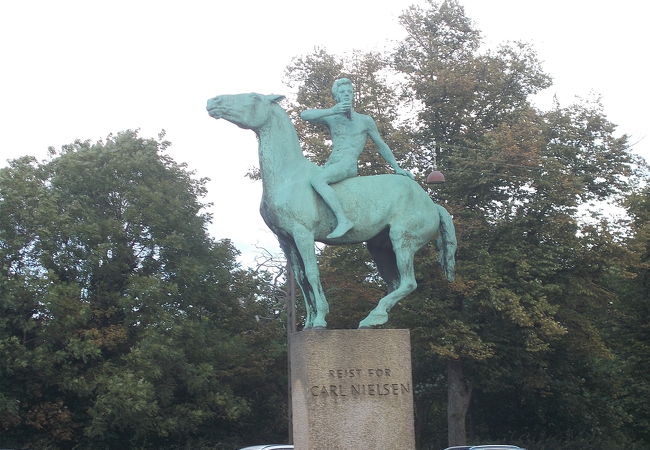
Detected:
[{"left": 206, "top": 97, "right": 226, "bottom": 119}]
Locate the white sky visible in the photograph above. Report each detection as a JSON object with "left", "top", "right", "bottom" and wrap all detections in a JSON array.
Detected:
[{"left": 1, "top": 0, "right": 648, "bottom": 265}]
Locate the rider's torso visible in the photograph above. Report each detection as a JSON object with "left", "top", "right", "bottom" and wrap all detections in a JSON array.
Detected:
[{"left": 326, "top": 112, "right": 369, "bottom": 164}]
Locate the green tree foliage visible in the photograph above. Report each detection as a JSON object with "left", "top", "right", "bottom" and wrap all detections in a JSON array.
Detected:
[
  {"left": 395, "top": 2, "right": 643, "bottom": 446},
  {"left": 612, "top": 185, "right": 650, "bottom": 445},
  {"left": 0, "top": 131, "right": 288, "bottom": 449}
]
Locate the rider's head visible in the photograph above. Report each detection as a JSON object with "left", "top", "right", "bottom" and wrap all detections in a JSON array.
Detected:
[{"left": 332, "top": 78, "right": 353, "bottom": 103}]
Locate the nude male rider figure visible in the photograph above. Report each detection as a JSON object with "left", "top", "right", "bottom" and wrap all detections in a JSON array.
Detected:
[{"left": 300, "top": 78, "right": 414, "bottom": 239}]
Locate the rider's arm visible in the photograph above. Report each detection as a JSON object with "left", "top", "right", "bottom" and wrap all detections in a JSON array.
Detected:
[
  {"left": 300, "top": 101, "right": 351, "bottom": 123},
  {"left": 367, "top": 117, "right": 415, "bottom": 179},
  {"left": 300, "top": 108, "right": 334, "bottom": 123}
]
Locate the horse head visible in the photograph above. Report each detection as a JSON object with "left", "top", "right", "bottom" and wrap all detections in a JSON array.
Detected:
[{"left": 206, "top": 93, "right": 286, "bottom": 130}]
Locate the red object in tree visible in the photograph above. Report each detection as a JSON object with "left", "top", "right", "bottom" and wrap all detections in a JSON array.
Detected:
[{"left": 426, "top": 170, "right": 445, "bottom": 184}]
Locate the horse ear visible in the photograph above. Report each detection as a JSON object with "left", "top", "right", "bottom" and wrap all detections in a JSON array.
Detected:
[{"left": 266, "top": 94, "right": 286, "bottom": 104}]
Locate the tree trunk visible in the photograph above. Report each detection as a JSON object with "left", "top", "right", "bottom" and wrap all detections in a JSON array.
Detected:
[{"left": 447, "top": 359, "right": 472, "bottom": 446}]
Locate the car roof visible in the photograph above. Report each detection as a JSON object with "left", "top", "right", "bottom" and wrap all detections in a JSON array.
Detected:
[
  {"left": 444, "top": 446, "right": 524, "bottom": 450},
  {"left": 239, "top": 446, "right": 294, "bottom": 450},
  {"left": 470, "top": 446, "right": 525, "bottom": 450}
]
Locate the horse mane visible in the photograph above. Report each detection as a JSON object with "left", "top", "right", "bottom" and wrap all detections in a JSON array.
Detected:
[
  {"left": 255, "top": 101, "right": 316, "bottom": 188},
  {"left": 261, "top": 102, "right": 315, "bottom": 169}
]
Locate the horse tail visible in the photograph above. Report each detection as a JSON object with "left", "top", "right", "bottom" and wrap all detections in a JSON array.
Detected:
[{"left": 435, "top": 204, "right": 457, "bottom": 282}]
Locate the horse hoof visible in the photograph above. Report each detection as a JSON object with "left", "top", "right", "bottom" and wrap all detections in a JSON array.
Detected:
[{"left": 358, "top": 311, "right": 388, "bottom": 329}]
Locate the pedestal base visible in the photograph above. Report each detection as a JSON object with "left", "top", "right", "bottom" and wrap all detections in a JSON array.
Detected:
[{"left": 291, "top": 329, "right": 415, "bottom": 450}]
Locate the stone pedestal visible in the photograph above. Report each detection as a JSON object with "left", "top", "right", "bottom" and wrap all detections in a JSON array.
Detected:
[{"left": 291, "top": 329, "right": 415, "bottom": 450}]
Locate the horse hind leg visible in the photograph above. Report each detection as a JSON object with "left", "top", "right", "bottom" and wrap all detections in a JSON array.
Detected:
[{"left": 359, "top": 229, "right": 418, "bottom": 328}]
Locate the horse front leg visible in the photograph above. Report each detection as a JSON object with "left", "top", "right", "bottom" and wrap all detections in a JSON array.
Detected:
[
  {"left": 278, "top": 234, "right": 316, "bottom": 329},
  {"left": 290, "top": 226, "right": 329, "bottom": 329}
]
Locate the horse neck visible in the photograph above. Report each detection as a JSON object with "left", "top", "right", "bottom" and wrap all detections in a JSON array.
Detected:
[{"left": 256, "top": 105, "right": 311, "bottom": 192}]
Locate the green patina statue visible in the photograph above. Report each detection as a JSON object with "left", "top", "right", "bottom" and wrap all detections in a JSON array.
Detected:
[{"left": 207, "top": 83, "right": 456, "bottom": 329}]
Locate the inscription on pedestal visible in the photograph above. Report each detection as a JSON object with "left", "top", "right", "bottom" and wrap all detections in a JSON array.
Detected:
[
  {"left": 291, "top": 329, "right": 416, "bottom": 450},
  {"left": 310, "top": 367, "right": 410, "bottom": 397}
]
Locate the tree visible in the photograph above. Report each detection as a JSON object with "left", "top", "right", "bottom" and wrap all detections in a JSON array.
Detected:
[
  {"left": 0, "top": 131, "right": 288, "bottom": 449},
  {"left": 393, "top": 1, "right": 559, "bottom": 445},
  {"left": 612, "top": 185, "right": 650, "bottom": 445},
  {"left": 391, "top": 1, "right": 640, "bottom": 446}
]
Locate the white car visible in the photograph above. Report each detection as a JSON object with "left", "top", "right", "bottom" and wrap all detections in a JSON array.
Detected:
[
  {"left": 444, "top": 446, "right": 526, "bottom": 450},
  {"left": 239, "top": 446, "right": 294, "bottom": 450}
]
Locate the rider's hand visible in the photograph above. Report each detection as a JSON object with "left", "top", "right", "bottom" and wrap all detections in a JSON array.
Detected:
[
  {"left": 332, "top": 101, "right": 351, "bottom": 115},
  {"left": 395, "top": 167, "right": 415, "bottom": 180}
]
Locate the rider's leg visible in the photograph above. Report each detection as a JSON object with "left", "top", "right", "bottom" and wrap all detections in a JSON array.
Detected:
[{"left": 311, "top": 170, "right": 354, "bottom": 239}]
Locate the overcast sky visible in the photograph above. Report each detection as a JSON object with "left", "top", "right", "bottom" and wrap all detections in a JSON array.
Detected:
[{"left": 1, "top": 0, "right": 648, "bottom": 265}]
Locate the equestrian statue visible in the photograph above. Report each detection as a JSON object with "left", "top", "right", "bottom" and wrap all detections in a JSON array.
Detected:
[{"left": 206, "top": 79, "right": 457, "bottom": 329}]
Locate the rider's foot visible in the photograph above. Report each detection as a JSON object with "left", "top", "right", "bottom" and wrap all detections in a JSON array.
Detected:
[{"left": 327, "top": 218, "right": 353, "bottom": 239}]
